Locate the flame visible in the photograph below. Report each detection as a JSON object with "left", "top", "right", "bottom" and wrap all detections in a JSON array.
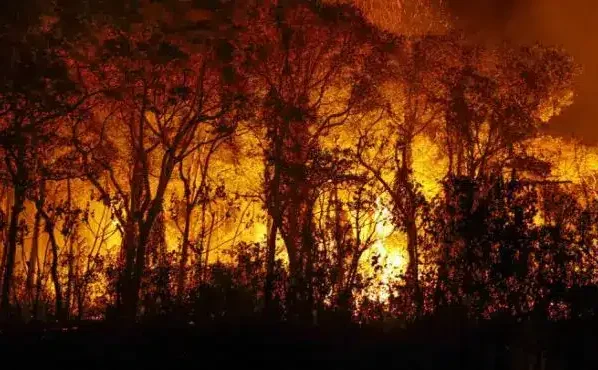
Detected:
[
  {"left": 4, "top": 0, "right": 587, "bottom": 320},
  {"left": 362, "top": 198, "right": 408, "bottom": 303},
  {"left": 327, "top": 0, "right": 450, "bottom": 35}
]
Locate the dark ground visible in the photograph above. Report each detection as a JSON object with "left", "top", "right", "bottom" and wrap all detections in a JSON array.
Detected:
[{"left": 0, "top": 318, "right": 596, "bottom": 369}]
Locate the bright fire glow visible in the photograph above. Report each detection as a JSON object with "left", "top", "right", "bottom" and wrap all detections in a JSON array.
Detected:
[{"left": 362, "top": 198, "right": 408, "bottom": 302}]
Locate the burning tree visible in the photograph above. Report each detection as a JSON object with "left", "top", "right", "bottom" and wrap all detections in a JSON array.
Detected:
[
  {"left": 0, "top": 0, "right": 593, "bottom": 330},
  {"left": 429, "top": 38, "right": 579, "bottom": 313},
  {"left": 0, "top": 23, "right": 92, "bottom": 319},
  {"left": 236, "top": 0, "right": 392, "bottom": 320},
  {"left": 355, "top": 35, "right": 452, "bottom": 315},
  {"left": 72, "top": 22, "right": 246, "bottom": 320},
  {"left": 439, "top": 40, "right": 577, "bottom": 180}
]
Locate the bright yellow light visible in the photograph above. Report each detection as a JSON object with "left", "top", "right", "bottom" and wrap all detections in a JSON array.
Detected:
[{"left": 361, "top": 198, "right": 408, "bottom": 303}]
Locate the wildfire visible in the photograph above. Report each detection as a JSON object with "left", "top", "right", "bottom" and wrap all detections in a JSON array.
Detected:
[
  {"left": 363, "top": 198, "right": 408, "bottom": 302},
  {"left": 0, "top": 0, "right": 588, "bottom": 324}
]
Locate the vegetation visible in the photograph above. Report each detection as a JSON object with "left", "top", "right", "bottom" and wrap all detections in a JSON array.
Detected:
[{"left": 0, "top": 0, "right": 596, "bottom": 368}]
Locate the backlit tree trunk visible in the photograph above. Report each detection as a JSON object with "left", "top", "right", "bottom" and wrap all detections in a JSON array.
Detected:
[
  {"left": 44, "top": 215, "right": 64, "bottom": 322},
  {"left": 26, "top": 208, "right": 42, "bottom": 307},
  {"left": 264, "top": 217, "right": 278, "bottom": 317},
  {"left": 398, "top": 140, "right": 423, "bottom": 314},
  {"left": 0, "top": 177, "right": 26, "bottom": 318},
  {"left": 32, "top": 180, "right": 66, "bottom": 321},
  {"left": 176, "top": 202, "right": 192, "bottom": 302},
  {"left": 266, "top": 111, "right": 319, "bottom": 321}
]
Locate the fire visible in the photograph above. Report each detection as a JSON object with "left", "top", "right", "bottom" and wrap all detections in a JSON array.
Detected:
[
  {"left": 328, "top": 0, "right": 450, "bottom": 35},
  {"left": 362, "top": 198, "right": 408, "bottom": 302},
  {"left": 0, "top": 0, "right": 588, "bottom": 324}
]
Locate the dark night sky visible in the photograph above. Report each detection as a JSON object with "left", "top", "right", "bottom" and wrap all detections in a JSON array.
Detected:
[{"left": 445, "top": 0, "right": 598, "bottom": 143}]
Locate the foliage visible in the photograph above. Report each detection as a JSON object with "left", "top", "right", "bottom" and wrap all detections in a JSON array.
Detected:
[{"left": 0, "top": 0, "right": 594, "bottom": 330}]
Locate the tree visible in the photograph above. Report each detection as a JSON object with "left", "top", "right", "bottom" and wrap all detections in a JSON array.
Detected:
[
  {"left": 171, "top": 143, "right": 234, "bottom": 302},
  {"left": 355, "top": 35, "right": 452, "bottom": 315},
  {"left": 313, "top": 170, "right": 388, "bottom": 315},
  {"left": 237, "top": 0, "right": 391, "bottom": 320},
  {"left": 440, "top": 41, "right": 577, "bottom": 180},
  {"left": 0, "top": 29, "right": 89, "bottom": 319},
  {"left": 427, "top": 39, "right": 577, "bottom": 314},
  {"left": 73, "top": 26, "right": 245, "bottom": 321}
]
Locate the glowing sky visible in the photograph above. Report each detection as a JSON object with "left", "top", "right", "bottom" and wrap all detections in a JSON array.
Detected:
[{"left": 444, "top": 0, "right": 598, "bottom": 143}]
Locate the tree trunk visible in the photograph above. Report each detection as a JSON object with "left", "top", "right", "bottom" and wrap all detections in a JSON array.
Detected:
[
  {"left": 177, "top": 204, "right": 192, "bottom": 302},
  {"left": 48, "top": 227, "right": 63, "bottom": 322},
  {"left": 65, "top": 233, "right": 74, "bottom": 321},
  {"left": 77, "top": 289, "right": 85, "bottom": 321},
  {"left": 26, "top": 208, "right": 42, "bottom": 306},
  {"left": 281, "top": 192, "right": 316, "bottom": 323},
  {"left": 65, "top": 179, "right": 74, "bottom": 320},
  {"left": 434, "top": 184, "right": 454, "bottom": 310},
  {"left": 0, "top": 184, "right": 26, "bottom": 319},
  {"left": 399, "top": 139, "right": 423, "bottom": 315},
  {"left": 124, "top": 208, "right": 163, "bottom": 321},
  {"left": 34, "top": 179, "right": 64, "bottom": 321},
  {"left": 332, "top": 187, "right": 347, "bottom": 304},
  {"left": 302, "top": 206, "right": 316, "bottom": 323},
  {"left": 118, "top": 220, "right": 138, "bottom": 321},
  {"left": 32, "top": 240, "right": 49, "bottom": 320},
  {"left": 0, "top": 187, "right": 12, "bottom": 302},
  {"left": 264, "top": 145, "right": 282, "bottom": 317},
  {"left": 203, "top": 212, "right": 215, "bottom": 282},
  {"left": 129, "top": 223, "right": 150, "bottom": 321},
  {"left": 406, "top": 217, "right": 423, "bottom": 313},
  {"left": 198, "top": 197, "right": 210, "bottom": 283},
  {"left": 264, "top": 217, "right": 277, "bottom": 318},
  {"left": 39, "top": 211, "right": 64, "bottom": 322}
]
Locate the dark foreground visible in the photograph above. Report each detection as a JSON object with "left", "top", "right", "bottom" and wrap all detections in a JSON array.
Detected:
[{"left": 0, "top": 317, "right": 596, "bottom": 369}]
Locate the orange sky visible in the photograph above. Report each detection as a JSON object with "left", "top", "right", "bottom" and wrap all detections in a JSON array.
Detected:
[{"left": 443, "top": 0, "right": 598, "bottom": 143}]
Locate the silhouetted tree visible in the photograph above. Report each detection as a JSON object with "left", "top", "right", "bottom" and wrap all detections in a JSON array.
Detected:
[
  {"left": 73, "top": 26, "right": 245, "bottom": 321},
  {"left": 238, "top": 0, "right": 391, "bottom": 321},
  {"left": 0, "top": 29, "right": 89, "bottom": 319},
  {"left": 356, "top": 35, "right": 452, "bottom": 315}
]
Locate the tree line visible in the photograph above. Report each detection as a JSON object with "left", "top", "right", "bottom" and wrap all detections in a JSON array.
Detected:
[{"left": 0, "top": 0, "right": 593, "bottom": 326}]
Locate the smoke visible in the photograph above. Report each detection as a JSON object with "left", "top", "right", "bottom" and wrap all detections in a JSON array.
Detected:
[
  {"left": 443, "top": 0, "right": 598, "bottom": 143},
  {"left": 343, "top": 0, "right": 598, "bottom": 142},
  {"left": 329, "top": 0, "right": 449, "bottom": 34}
]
